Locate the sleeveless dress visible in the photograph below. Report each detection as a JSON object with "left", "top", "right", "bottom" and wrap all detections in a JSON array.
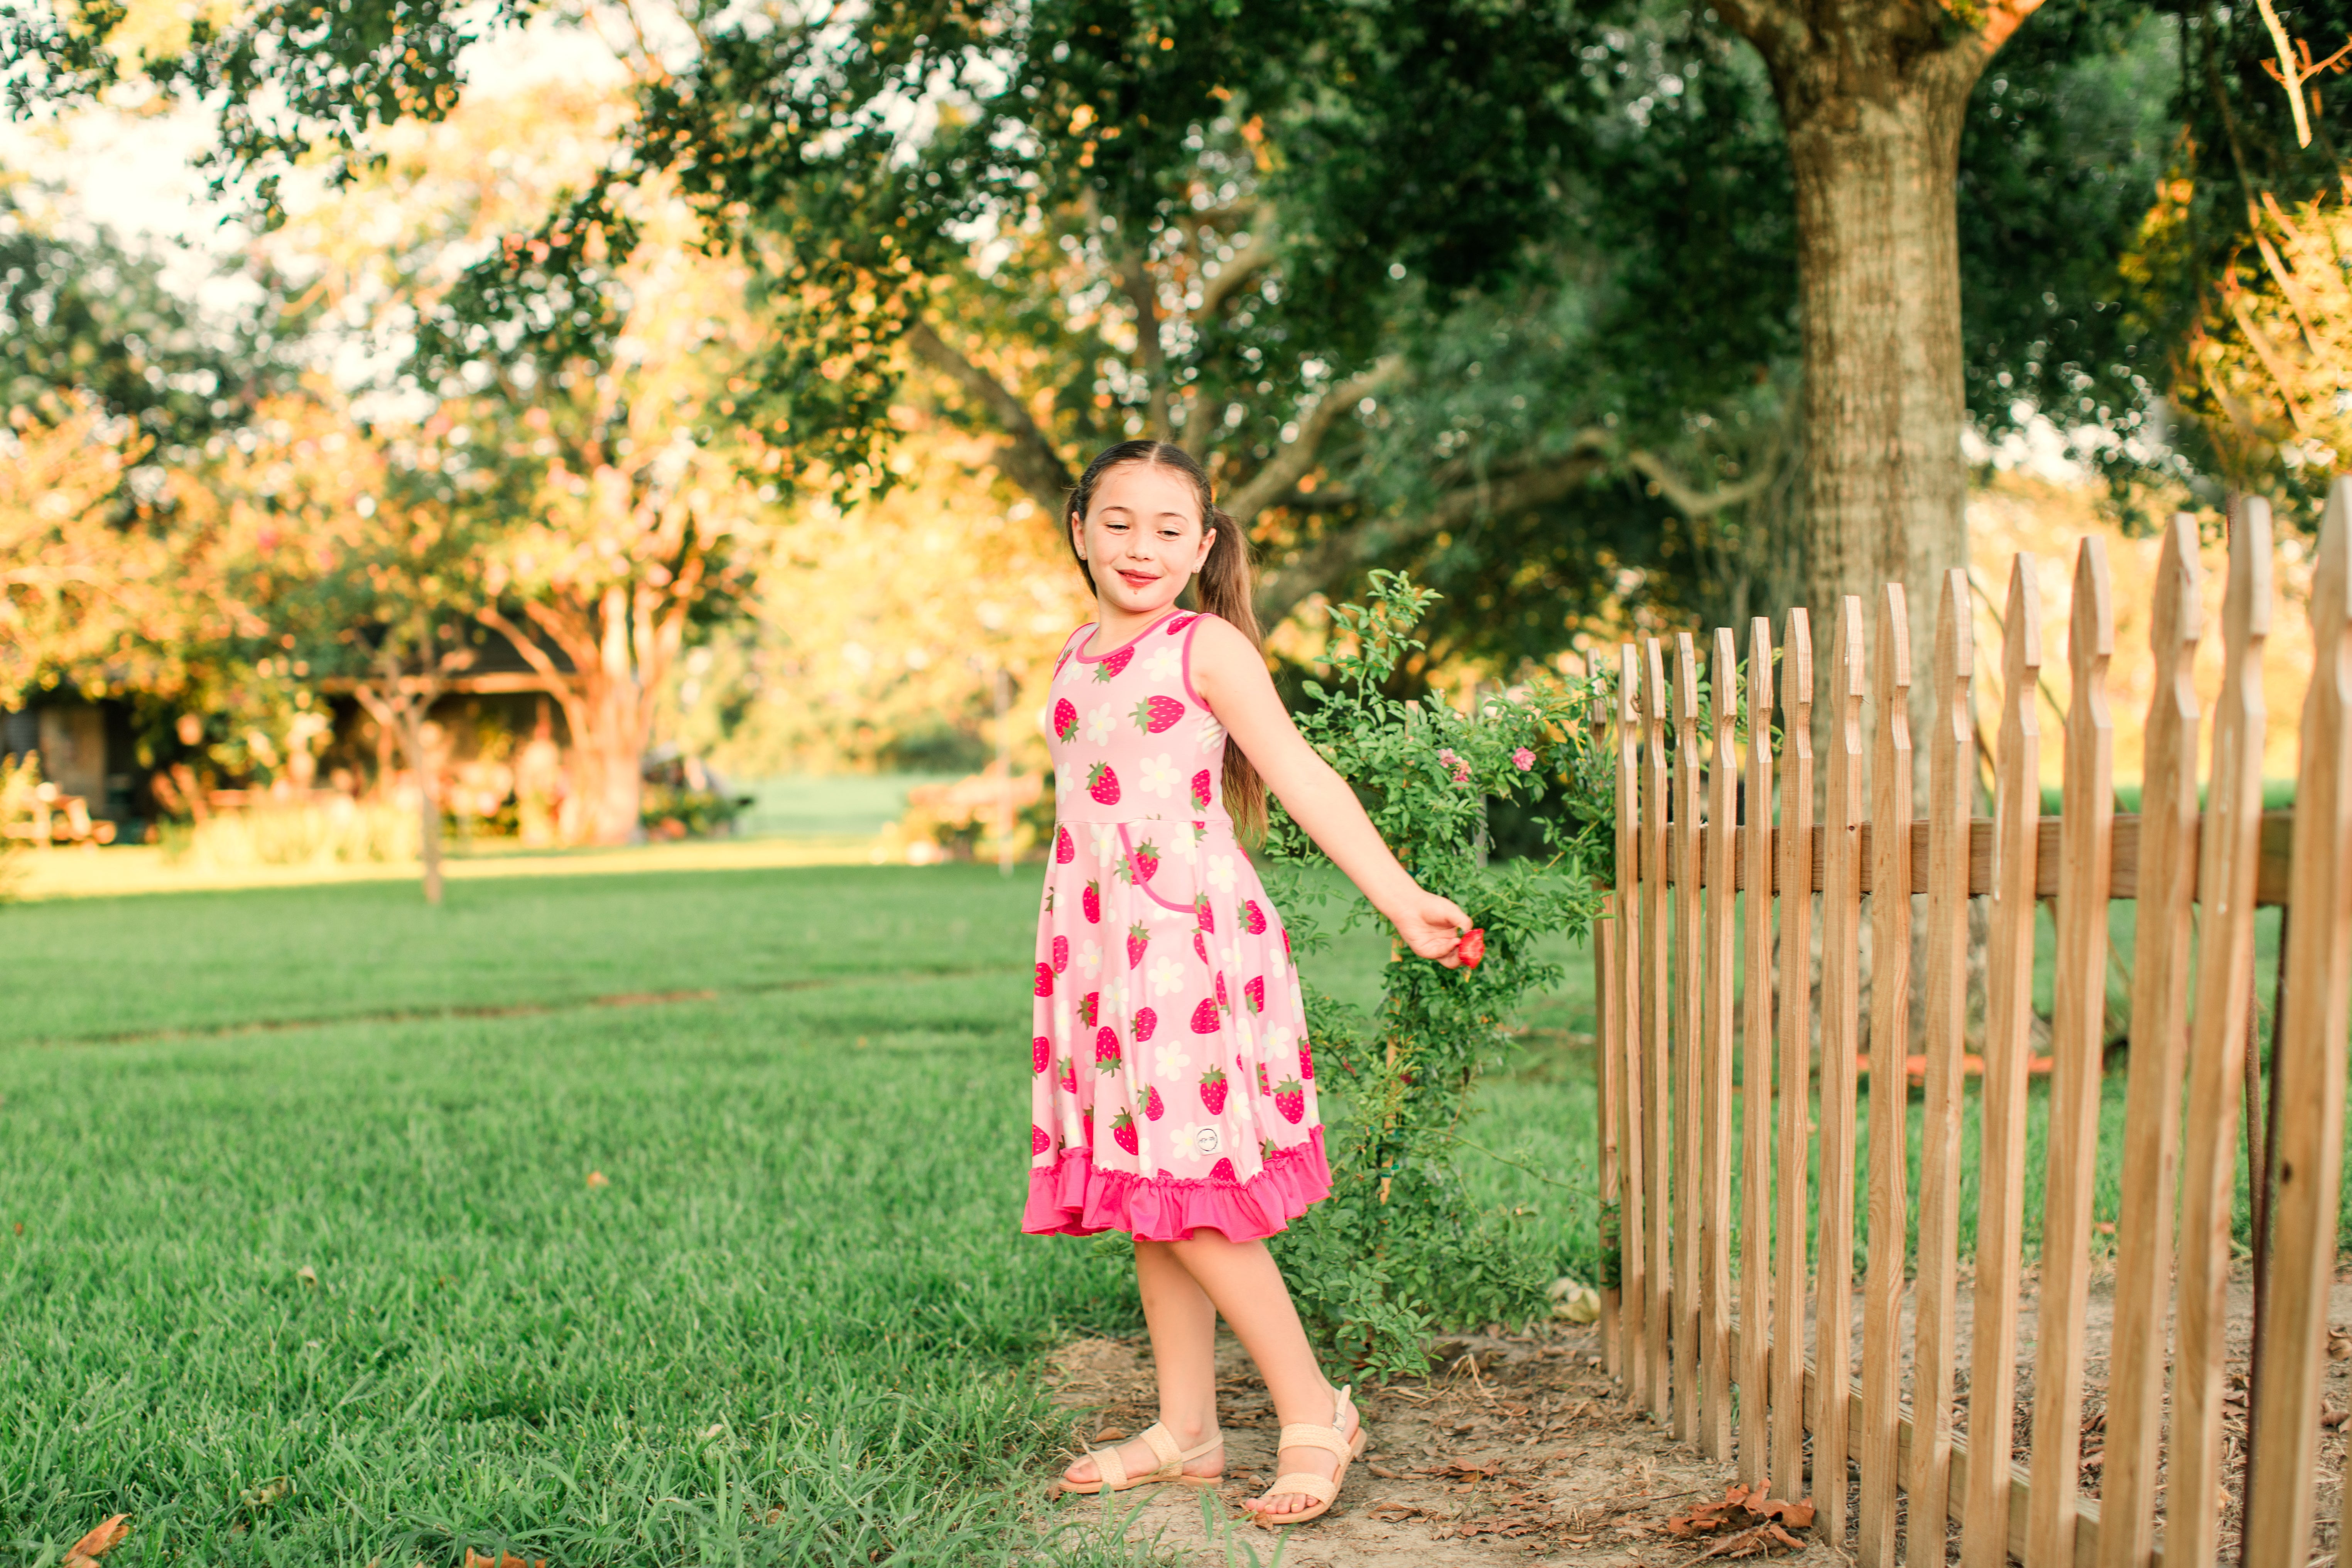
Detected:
[{"left": 1022, "top": 608, "right": 1332, "bottom": 1242}]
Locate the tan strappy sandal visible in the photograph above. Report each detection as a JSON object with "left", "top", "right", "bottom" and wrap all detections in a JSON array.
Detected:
[
  {"left": 1057, "top": 1422, "right": 1223, "bottom": 1494},
  {"left": 1246, "top": 1384, "right": 1369, "bottom": 1527}
]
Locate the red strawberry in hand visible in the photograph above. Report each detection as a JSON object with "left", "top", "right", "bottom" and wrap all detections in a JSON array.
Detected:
[
  {"left": 1092, "top": 645, "right": 1135, "bottom": 681},
  {"left": 1055, "top": 825, "right": 1075, "bottom": 864},
  {"left": 1033, "top": 963, "right": 1054, "bottom": 997},
  {"left": 1082, "top": 881, "right": 1101, "bottom": 924},
  {"left": 1127, "top": 923, "right": 1150, "bottom": 967},
  {"left": 1199, "top": 1067, "right": 1229, "bottom": 1114},
  {"left": 1190, "top": 998, "right": 1221, "bottom": 1035},
  {"left": 1094, "top": 1025, "right": 1122, "bottom": 1072},
  {"left": 1032, "top": 1035, "right": 1050, "bottom": 1074},
  {"left": 1111, "top": 1109, "right": 1139, "bottom": 1154},
  {"left": 1273, "top": 1077, "right": 1307, "bottom": 1124},
  {"left": 1031, "top": 1124, "right": 1051, "bottom": 1155},
  {"left": 1052, "top": 936, "right": 1070, "bottom": 975},
  {"left": 1131, "top": 695, "right": 1185, "bottom": 733},
  {"left": 1087, "top": 762, "right": 1121, "bottom": 805},
  {"left": 1194, "top": 894, "right": 1215, "bottom": 934},
  {"left": 1190, "top": 770, "right": 1212, "bottom": 810},
  {"left": 1053, "top": 698, "right": 1079, "bottom": 743},
  {"left": 1243, "top": 900, "right": 1267, "bottom": 935},
  {"left": 1243, "top": 976, "right": 1264, "bottom": 1014},
  {"left": 1133, "top": 1007, "right": 1157, "bottom": 1042},
  {"left": 1457, "top": 927, "right": 1487, "bottom": 969},
  {"left": 1143, "top": 1085, "right": 1165, "bottom": 1121},
  {"left": 1209, "top": 1155, "right": 1237, "bottom": 1182}
]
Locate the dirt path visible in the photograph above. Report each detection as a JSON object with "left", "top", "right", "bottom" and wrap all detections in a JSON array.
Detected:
[
  {"left": 1043, "top": 1268, "right": 2352, "bottom": 1566},
  {"left": 1046, "top": 1319, "right": 1737, "bottom": 1567}
]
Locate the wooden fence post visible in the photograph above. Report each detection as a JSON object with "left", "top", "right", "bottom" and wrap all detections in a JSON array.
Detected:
[
  {"left": 1772, "top": 608, "right": 1814, "bottom": 1495},
  {"left": 1911, "top": 570, "right": 1974, "bottom": 1548},
  {"left": 1816, "top": 597, "right": 1866, "bottom": 1541},
  {"left": 1857, "top": 585, "right": 1912, "bottom": 1568},
  {"left": 1961, "top": 555, "right": 2043, "bottom": 1568},
  {"left": 1737, "top": 618, "right": 1776, "bottom": 1487},
  {"left": 2096, "top": 515, "right": 2202, "bottom": 1568},
  {"left": 1673, "top": 635, "right": 1704, "bottom": 1439},
  {"left": 1702, "top": 627, "right": 1738, "bottom": 1463},
  {"left": 1596, "top": 892, "right": 1620, "bottom": 1375},
  {"left": 2247, "top": 479, "right": 2352, "bottom": 1568},
  {"left": 1643, "top": 638, "right": 1673, "bottom": 1420},
  {"left": 2168, "top": 498, "right": 2274, "bottom": 1568},
  {"left": 1616, "top": 644, "right": 1647, "bottom": 1407},
  {"left": 2026, "top": 537, "right": 2116, "bottom": 1568}
]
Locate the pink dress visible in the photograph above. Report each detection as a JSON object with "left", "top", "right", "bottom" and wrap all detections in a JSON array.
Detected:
[{"left": 1022, "top": 608, "right": 1332, "bottom": 1242}]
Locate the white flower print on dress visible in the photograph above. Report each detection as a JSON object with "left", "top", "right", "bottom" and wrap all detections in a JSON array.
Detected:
[
  {"left": 1169, "top": 1122, "right": 1208, "bottom": 1165},
  {"left": 1169, "top": 827, "right": 1199, "bottom": 862},
  {"left": 1153, "top": 1041, "right": 1194, "bottom": 1078},
  {"left": 1085, "top": 703, "right": 1117, "bottom": 744},
  {"left": 1144, "top": 644, "right": 1182, "bottom": 681},
  {"left": 1217, "top": 937, "right": 1244, "bottom": 972},
  {"left": 1193, "top": 714, "right": 1225, "bottom": 752},
  {"left": 1149, "top": 955, "right": 1185, "bottom": 996},
  {"left": 1077, "top": 940, "right": 1102, "bottom": 980},
  {"left": 1137, "top": 753, "right": 1178, "bottom": 798},
  {"left": 1207, "top": 854, "right": 1238, "bottom": 892},
  {"left": 1089, "top": 825, "right": 1118, "bottom": 865}
]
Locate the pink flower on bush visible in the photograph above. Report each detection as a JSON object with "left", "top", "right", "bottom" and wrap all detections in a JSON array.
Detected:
[
  {"left": 1512, "top": 746, "right": 1536, "bottom": 771},
  {"left": 1436, "top": 747, "right": 1471, "bottom": 785}
]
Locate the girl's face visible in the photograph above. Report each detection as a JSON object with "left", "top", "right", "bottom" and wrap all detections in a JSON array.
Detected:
[{"left": 1070, "top": 462, "right": 1214, "bottom": 618}]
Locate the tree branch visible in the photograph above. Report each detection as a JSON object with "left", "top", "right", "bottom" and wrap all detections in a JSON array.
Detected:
[
  {"left": 1224, "top": 357, "right": 1401, "bottom": 526},
  {"left": 1250, "top": 436, "right": 1611, "bottom": 629},
  {"left": 1118, "top": 251, "right": 1174, "bottom": 443},
  {"left": 1193, "top": 228, "right": 1276, "bottom": 322},
  {"left": 904, "top": 318, "right": 1075, "bottom": 517},
  {"left": 1624, "top": 449, "right": 1778, "bottom": 517},
  {"left": 1709, "top": 0, "right": 1809, "bottom": 66}
]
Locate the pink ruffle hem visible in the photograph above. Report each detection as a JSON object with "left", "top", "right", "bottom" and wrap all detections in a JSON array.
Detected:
[{"left": 1022, "top": 1126, "right": 1332, "bottom": 1242}]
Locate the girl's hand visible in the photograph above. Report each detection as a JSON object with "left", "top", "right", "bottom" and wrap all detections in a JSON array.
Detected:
[{"left": 1390, "top": 890, "right": 1474, "bottom": 965}]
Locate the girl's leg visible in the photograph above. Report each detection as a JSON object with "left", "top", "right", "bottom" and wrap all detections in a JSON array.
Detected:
[
  {"left": 1060, "top": 1238, "right": 1224, "bottom": 1487},
  {"left": 1162, "top": 1229, "right": 1355, "bottom": 1519}
]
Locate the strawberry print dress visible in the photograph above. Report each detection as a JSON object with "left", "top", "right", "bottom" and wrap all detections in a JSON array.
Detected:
[{"left": 1022, "top": 608, "right": 1330, "bottom": 1242}]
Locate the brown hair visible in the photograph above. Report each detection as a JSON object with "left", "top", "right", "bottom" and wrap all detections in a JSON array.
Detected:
[{"left": 1066, "top": 440, "right": 1267, "bottom": 842}]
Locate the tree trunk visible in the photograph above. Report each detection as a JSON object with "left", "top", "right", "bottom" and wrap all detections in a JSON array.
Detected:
[
  {"left": 400, "top": 704, "right": 444, "bottom": 906},
  {"left": 1786, "top": 68, "right": 1977, "bottom": 741},
  {"left": 1721, "top": 0, "right": 2045, "bottom": 792}
]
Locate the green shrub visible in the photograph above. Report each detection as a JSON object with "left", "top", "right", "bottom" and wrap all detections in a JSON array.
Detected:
[{"left": 1263, "top": 572, "right": 1610, "bottom": 1376}]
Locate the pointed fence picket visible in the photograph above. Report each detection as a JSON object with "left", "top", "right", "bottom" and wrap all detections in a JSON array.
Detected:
[{"left": 1592, "top": 485, "right": 2352, "bottom": 1568}]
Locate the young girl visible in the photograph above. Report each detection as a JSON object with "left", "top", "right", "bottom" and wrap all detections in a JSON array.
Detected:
[{"left": 1023, "top": 440, "right": 1472, "bottom": 1526}]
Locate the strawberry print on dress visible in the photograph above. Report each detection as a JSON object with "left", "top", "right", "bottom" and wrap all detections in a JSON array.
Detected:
[{"left": 1024, "top": 607, "right": 1328, "bottom": 1243}]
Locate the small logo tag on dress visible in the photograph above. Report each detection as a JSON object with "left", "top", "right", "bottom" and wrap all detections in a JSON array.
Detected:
[{"left": 1193, "top": 1126, "right": 1221, "bottom": 1155}]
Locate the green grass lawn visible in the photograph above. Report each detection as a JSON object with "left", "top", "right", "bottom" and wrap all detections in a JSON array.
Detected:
[{"left": 0, "top": 862, "right": 1604, "bottom": 1567}]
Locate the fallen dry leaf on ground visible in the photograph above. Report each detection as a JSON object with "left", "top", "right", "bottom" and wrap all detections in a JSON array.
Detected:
[
  {"left": 61, "top": 1515, "right": 129, "bottom": 1568},
  {"left": 1664, "top": 1480, "right": 1814, "bottom": 1556},
  {"left": 586, "top": 1171, "right": 609, "bottom": 1188},
  {"left": 460, "top": 1551, "right": 543, "bottom": 1568}
]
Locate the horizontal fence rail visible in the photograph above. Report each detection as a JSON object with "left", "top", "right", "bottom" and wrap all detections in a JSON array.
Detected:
[{"left": 1594, "top": 483, "right": 2352, "bottom": 1568}]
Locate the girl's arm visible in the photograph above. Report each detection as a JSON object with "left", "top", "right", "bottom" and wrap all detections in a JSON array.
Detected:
[{"left": 1189, "top": 618, "right": 1471, "bottom": 965}]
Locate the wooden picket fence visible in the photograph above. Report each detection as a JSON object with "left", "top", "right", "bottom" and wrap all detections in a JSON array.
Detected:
[{"left": 1592, "top": 485, "right": 2352, "bottom": 1568}]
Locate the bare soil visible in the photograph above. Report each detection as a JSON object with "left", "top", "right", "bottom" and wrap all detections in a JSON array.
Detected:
[
  {"left": 1042, "top": 1268, "right": 2352, "bottom": 1566},
  {"left": 1045, "top": 1318, "right": 1743, "bottom": 1568}
]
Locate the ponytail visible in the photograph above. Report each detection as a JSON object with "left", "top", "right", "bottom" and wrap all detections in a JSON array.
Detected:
[
  {"left": 1063, "top": 441, "right": 1270, "bottom": 845},
  {"left": 1195, "top": 505, "right": 1267, "bottom": 844}
]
